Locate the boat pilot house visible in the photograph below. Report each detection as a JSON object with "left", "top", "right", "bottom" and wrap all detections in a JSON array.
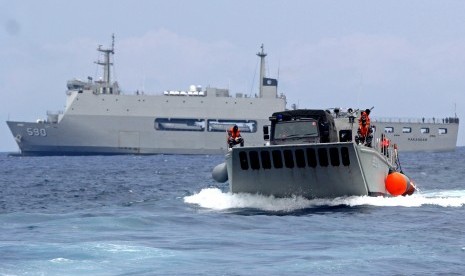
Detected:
[{"left": 265, "top": 110, "right": 339, "bottom": 145}]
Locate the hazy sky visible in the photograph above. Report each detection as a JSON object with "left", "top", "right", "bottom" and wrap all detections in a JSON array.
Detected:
[{"left": 2, "top": 0, "right": 465, "bottom": 152}]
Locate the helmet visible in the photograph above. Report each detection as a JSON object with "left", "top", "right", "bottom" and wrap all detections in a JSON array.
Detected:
[{"left": 233, "top": 125, "right": 238, "bottom": 131}]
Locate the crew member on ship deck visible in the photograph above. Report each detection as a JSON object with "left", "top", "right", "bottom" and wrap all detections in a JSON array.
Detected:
[
  {"left": 381, "top": 134, "right": 390, "bottom": 156},
  {"left": 228, "top": 125, "right": 244, "bottom": 148},
  {"left": 355, "top": 109, "right": 373, "bottom": 147}
]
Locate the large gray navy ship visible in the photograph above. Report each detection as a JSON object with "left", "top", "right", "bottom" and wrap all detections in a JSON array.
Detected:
[{"left": 6, "top": 37, "right": 459, "bottom": 156}]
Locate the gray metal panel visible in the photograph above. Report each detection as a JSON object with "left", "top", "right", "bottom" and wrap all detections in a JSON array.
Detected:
[{"left": 228, "top": 143, "right": 370, "bottom": 198}]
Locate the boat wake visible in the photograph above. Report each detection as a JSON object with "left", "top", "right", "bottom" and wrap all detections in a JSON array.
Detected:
[{"left": 184, "top": 188, "right": 465, "bottom": 212}]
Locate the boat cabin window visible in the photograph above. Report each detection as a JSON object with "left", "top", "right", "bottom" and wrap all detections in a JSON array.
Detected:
[
  {"left": 341, "top": 147, "right": 350, "bottom": 166},
  {"left": 283, "top": 150, "right": 294, "bottom": 168},
  {"left": 272, "top": 150, "right": 283, "bottom": 169},
  {"left": 239, "top": 151, "right": 249, "bottom": 170},
  {"left": 438, "top": 128, "right": 447, "bottom": 135},
  {"left": 207, "top": 119, "right": 257, "bottom": 133},
  {"left": 238, "top": 147, "right": 352, "bottom": 171},
  {"left": 402, "top": 127, "right": 412, "bottom": 133},
  {"left": 154, "top": 118, "right": 205, "bottom": 131},
  {"left": 260, "top": 151, "right": 272, "bottom": 169},
  {"left": 420, "top": 127, "right": 430, "bottom": 134},
  {"left": 318, "top": 148, "right": 329, "bottom": 167},
  {"left": 384, "top": 127, "right": 394, "bottom": 133},
  {"left": 295, "top": 149, "right": 306, "bottom": 168},
  {"left": 249, "top": 151, "right": 260, "bottom": 170},
  {"left": 339, "top": 130, "right": 352, "bottom": 142},
  {"left": 306, "top": 148, "right": 317, "bottom": 168},
  {"left": 329, "top": 147, "right": 340, "bottom": 166},
  {"left": 274, "top": 121, "right": 319, "bottom": 140}
]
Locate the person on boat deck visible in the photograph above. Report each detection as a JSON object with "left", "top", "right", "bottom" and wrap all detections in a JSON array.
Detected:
[
  {"left": 228, "top": 125, "right": 244, "bottom": 148},
  {"left": 355, "top": 110, "right": 373, "bottom": 147},
  {"left": 364, "top": 109, "right": 371, "bottom": 125},
  {"left": 381, "top": 134, "right": 390, "bottom": 156}
]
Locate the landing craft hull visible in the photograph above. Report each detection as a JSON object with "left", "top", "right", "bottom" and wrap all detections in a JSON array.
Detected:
[{"left": 226, "top": 142, "right": 393, "bottom": 198}]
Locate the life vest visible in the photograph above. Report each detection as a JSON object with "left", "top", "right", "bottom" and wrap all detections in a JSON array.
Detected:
[
  {"left": 359, "top": 125, "right": 370, "bottom": 137},
  {"left": 382, "top": 138, "right": 390, "bottom": 147},
  {"left": 358, "top": 111, "right": 371, "bottom": 137},
  {"left": 359, "top": 112, "right": 371, "bottom": 128},
  {"left": 229, "top": 127, "right": 241, "bottom": 139}
]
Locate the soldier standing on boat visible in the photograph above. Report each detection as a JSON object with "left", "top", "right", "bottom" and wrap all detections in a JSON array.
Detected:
[
  {"left": 228, "top": 125, "right": 244, "bottom": 148},
  {"left": 355, "top": 109, "right": 373, "bottom": 147},
  {"left": 381, "top": 134, "right": 390, "bottom": 156}
]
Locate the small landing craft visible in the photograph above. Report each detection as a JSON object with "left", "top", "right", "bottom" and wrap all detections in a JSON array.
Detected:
[{"left": 212, "top": 109, "right": 416, "bottom": 199}]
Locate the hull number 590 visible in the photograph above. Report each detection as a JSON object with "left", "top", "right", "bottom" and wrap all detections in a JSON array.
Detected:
[{"left": 26, "top": 128, "right": 47, "bottom": 136}]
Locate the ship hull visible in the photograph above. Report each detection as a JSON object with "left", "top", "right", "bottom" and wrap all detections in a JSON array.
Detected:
[
  {"left": 226, "top": 142, "right": 393, "bottom": 198},
  {"left": 371, "top": 121, "right": 459, "bottom": 152},
  {"left": 7, "top": 116, "right": 270, "bottom": 156},
  {"left": 7, "top": 117, "right": 460, "bottom": 156}
]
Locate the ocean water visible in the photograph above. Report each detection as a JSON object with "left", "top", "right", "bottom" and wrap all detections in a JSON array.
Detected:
[{"left": 1, "top": 148, "right": 465, "bottom": 276}]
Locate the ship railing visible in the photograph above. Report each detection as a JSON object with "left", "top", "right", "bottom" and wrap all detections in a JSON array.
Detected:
[
  {"left": 372, "top": 117, "right": 459, "bottom": 124},
  {"left": 163, "top": 90, "right": 206, "bottom": 96},
  {"left": 47, "top": 110, "right": 64, "bottom": 115},
  {"left": 46, "top": 110, "right": 63, "bottom": 124}
]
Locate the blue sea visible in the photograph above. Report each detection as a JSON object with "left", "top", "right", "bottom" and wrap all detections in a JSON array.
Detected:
[{"left": 1, "top": 148, "right": 465, "bottom": 276}]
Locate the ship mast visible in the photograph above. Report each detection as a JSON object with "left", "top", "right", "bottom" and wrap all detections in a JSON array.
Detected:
[
  {"left": 95, "top": 34, "right": 115, "bottom": 85},
  {"left": 256, "top": 44, "right": 267, "bottom": 98}
]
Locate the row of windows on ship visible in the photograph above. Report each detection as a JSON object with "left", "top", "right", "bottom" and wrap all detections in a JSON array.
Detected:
[
  {"left": 153, "top": 118, "right": 450, "bottom": 135},
  {"left": 379, "top": 126, "right": 448, "bottom": 135},
  {"left": 154, "top": 118, "right": 258, "bottom": 132}
]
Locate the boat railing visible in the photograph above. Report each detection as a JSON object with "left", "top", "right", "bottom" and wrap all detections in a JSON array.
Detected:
[{"left": 372, "top": 136, "right": 397, "bottom": 165}]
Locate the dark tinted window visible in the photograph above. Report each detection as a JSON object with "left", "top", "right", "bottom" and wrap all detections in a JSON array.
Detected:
[
  {"left": 249, "top": 151, "right": 260, "bottom": 170},
  {"left": 295, "top": 149, "right": 306, "bottom": 168},
  {"left": 306, "top": 148, "right": 317, "bottom": 168},
  {"left": 329, "top": 147, "right": 340, "bottom": 166},
  {"left": 283, "top": 150, "right": 294, "bottom": 168},
  {"left": 260, "top": 151, "right": 272, "bottom": 169},
  {"left": 272, "top": 150, "right": 283, "bottom": 169},
  {"left": 341, "top": 147, "right": 350, "bottom": 166},
  {"left": 318, "top": 148, "right": 329, "bottom": 167},
  {"left": 239, "top": 151, "right": 249, "bottom": 170}
]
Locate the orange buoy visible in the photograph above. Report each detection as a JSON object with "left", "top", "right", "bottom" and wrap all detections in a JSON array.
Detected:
[{"left": 385, "top": 172, "right": 415, "bottom": 196}]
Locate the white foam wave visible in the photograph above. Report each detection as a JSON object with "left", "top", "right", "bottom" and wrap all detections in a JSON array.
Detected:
[
  {"left": 49, "top": 258, "right": 73, "bottom": 263},
  {"left": 184, "top": 188, "right": 465, "bottom": 211}
]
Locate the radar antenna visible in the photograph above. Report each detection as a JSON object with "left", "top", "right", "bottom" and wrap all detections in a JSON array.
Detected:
[
  {"left": 95, "top": 34, "right": 115, "bottom": 85},
  {"left": 256, "top": 44, "right": 267, "bottom": 98}
]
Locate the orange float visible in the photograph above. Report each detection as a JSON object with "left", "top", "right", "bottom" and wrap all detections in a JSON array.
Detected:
[{"left": 385, "top": 172, "right": 416, "bottom": 196}]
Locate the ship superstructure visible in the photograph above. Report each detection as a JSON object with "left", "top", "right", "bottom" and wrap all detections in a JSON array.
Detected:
[{"left": 7, "top": 39, "right": 286, "bottom": 155}]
